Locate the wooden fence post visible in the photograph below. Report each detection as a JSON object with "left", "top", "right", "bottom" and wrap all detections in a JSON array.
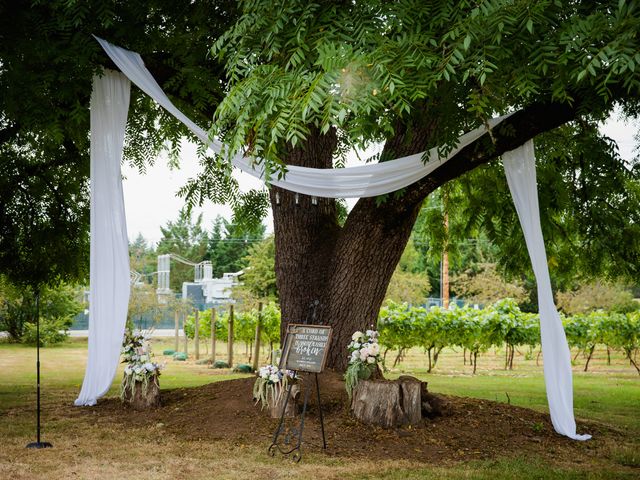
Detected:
[
  {"left": 211, "top": 308, "right": 216, "bottom": 363},
  {"left": 227, "top": 305, "right": 234, "bottom": 367},
  {"left": 183, "top": 313, "right": 188, "bottom": 356},
  {"left": 194, "top": 309, "right": 200, "bottom": 360},
  {"left": 174, "top": 310, "right": 179, "bottom": 352},
  {"left": 252, "top": 302, "right": 263, "bottom": 372}
]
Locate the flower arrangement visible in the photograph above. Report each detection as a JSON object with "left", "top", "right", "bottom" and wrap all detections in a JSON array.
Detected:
[
  {"left": 120, "top": 329, "right": 163, "bottom": 401},
  {"left": 252, "top": 364, "right": 297, "bottom": 409},
  {"left": 344, "top": 329, "right": 383, "bottom": 399}
]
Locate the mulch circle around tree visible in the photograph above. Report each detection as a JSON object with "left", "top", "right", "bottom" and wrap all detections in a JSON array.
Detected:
[{"left": 73, "top": 372, "right": 621, "bottom": 466}]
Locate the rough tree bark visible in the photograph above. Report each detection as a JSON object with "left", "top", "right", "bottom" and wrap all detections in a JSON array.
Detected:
[{"left": 273, "top": 103, "right": 577, "bottom": 371}]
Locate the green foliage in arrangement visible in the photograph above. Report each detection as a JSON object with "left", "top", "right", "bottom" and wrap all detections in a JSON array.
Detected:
[{"left": 378, "top": 299, "right": 640, "bottom": 375}]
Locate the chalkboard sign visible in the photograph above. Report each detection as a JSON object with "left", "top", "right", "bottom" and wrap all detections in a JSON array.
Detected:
[{"left": 280, "top": 324, "right": 332, "bottom": 373}]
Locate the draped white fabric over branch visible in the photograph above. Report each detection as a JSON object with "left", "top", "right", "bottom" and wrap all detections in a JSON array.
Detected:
[
  {"left": 79, "top": 37, "right": 589, "bottom": 440},
  {"left": 95, "top": 37, "right": 510, "bottom": 198},
  {"left": 74, "top": 72, "right": 132, "bottom": 406},
  {"left": 502, "top": 142, "right": 590, "bottom": 441}
]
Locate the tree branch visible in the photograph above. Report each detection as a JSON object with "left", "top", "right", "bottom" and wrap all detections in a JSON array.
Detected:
[{"left": 398, "top": 101, "right": 579, "bottom": 208}]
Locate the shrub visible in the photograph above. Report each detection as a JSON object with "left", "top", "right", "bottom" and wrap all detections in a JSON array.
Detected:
[{"left": 22, "top": 317, "right": 71, "bottom": 346}]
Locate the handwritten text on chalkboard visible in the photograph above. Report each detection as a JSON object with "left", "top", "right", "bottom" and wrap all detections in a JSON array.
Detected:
[{"left": 281, "top": 324, "right": 332, "bottom": 373}]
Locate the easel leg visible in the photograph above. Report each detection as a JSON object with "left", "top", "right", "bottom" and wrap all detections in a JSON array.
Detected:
[
  {"left": 315, "top": 373, "right": 327, "bottom": 450},
  {"left": 268, "top": 381, "right": 294, "bottom": 456}
]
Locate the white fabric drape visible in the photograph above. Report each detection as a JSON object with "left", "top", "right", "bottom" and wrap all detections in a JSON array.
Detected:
[
  {"left": 502, "top": 141, "right": 590, "bottom": 441},
  {"left": 95, "top": 37, "right": 510, "bottom": 198},
  {"left": 75, "top": 71, "right": 131, "bottom": 406}
]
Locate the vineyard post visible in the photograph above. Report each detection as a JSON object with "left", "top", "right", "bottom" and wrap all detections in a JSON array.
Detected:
[
  {"left": 194, "top": 309, "right": 200, "bottom": 360},
  {"left": 174, "top": 310, "right": 179, "bottom": 352},
  {"left": 228, "top": 305, "right": 234, "bottom": 367},
  {"left": 211, "top": 307, "right": 216, "bottom": 363},
  {"left": 183, "top": 312, "right": 188, "bottom": 356},
  {"left": 252, "top": 302, "right": 263, "bottom": 372}
]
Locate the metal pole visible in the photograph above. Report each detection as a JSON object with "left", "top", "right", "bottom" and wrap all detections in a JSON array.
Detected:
[{"left": 26, "top": 289, "right": 52, "bottom": 449}]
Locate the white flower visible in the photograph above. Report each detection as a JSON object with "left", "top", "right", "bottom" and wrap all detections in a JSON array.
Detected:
[
  {"left": 351, "top": 331, "right": 364, "bottom": 341},
  {"left": 269, "top": 373, "right": 280, "bottom": 383},
  {"left": 367, "top": 356, "right": 376, "bottom": 364},
  {"left": 144, "top": 362, "right": 155, "bottom": 372},
  {"left": 352, "top": 342, "right": 361, "bottom": 349},
  {"left": 359, "top": 348, "right": 370, "bottom": 361},
  {"left": 124, "top": 365, "right": 132, "bottom": 375},
  {"left": 369, "top": 343, "right": 380, "bottom": 356},
  {"left": 134, "top": 366, "right": 143, "bottom": 375}
]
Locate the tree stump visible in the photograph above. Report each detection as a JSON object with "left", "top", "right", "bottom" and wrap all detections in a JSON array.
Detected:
[
  {"left": 351, "top": 378, "right": 423, "bottom": 428},
  {"left": 269, "top": 384, "right": 300, "bottom": 418},
  {"left": 122, "top": 377, "right": 161, "bottom": 410}
]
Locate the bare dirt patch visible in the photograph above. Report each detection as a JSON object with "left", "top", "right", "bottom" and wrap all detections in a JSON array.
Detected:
[{"left": 54, "top": 371, "right": 630, "bottom": 470}]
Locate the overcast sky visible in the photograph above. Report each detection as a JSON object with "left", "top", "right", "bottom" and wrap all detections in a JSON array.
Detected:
[{"left": 122, "top": 114, "right": 637, "bottom": 245}]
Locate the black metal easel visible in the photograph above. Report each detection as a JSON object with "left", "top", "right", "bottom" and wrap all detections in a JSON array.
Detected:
[
  {"left": 26, "top": 290, "right": 52, "bottom": 449},
  {"left": 268, "top": 300, "right": 327, "bottom": 462}
]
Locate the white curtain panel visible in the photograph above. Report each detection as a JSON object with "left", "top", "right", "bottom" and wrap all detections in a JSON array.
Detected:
[
  {"left": 502, "top": 141, "right": 590, "bottom": 441},
  {"left": 95, "top": 37, "right": 511, "bottom": 198},
  {"left": 75, "top": 71, "right": 131, "bottom": 406}
]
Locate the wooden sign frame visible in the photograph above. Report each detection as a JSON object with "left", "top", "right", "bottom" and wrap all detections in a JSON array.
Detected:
[{"left": 279, "top": 324, "right": 332, "bottom": 373}]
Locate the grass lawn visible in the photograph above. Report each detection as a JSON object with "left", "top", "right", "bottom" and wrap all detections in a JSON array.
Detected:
[{"left": 0, "top": 338, "right": 638, "bottom": 479}]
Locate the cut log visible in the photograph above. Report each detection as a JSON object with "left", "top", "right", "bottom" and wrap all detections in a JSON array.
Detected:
[
  {"left": 351, "top": 378, "right": 423, "bottom": 428},
  {"left": 268, "top": 384, "right": 300, "bottom": 419},
  {"left": 122, "top": 377, "right": 161, "bottom": 410}
]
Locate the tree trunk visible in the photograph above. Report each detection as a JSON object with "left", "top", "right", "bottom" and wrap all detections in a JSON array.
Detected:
[
  {"left": 509, "top": 345, "right": 515, "bottom": 370},
  {"left": 573, "top": 349, "right": 581, "bottom": 362},
  {"left": 505, "top": 344, "right": 509, "bottom": 370},
  {"left": 393, "top": 348, "right": 405, "bottom": 367},
  {"left": 584, "top": 345, "right": 595, "bottom": 372},
  {"left": 473, "top": 351, "right": 478, "bottom": 374},
  {"left": 272, "top": 106, "right": 577, "bottom": 372},
  {"left": 433, "top": 346, "right": 442, "bottom": 369}
]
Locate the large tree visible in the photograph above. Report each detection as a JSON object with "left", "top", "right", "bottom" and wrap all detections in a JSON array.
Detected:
[
  {"left": 3, "top": 1, "right": 640, "bottom": 371},
  {"left": 202, "top": 1, "right": 640, "bottom": 369}
]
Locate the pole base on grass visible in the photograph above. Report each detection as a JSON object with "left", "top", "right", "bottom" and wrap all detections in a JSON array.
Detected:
[{"left": 26, "top": 441, "right": 52, "bottom": 449}]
